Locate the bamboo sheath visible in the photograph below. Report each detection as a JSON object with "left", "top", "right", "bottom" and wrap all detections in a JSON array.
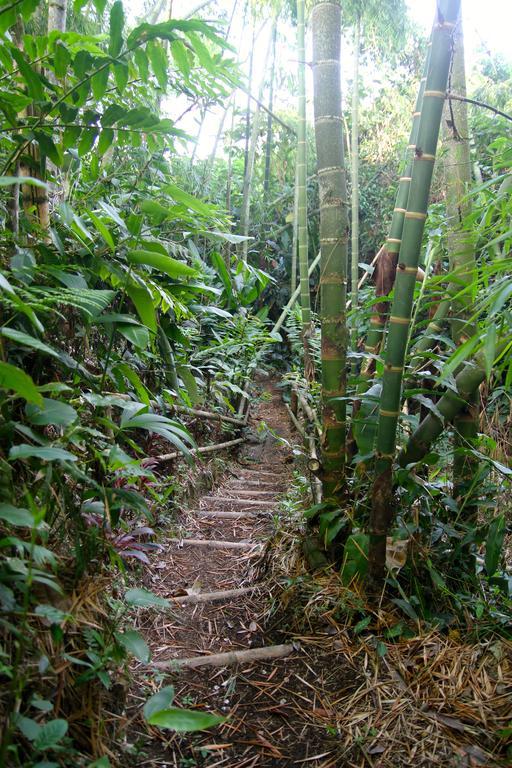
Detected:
[
  {"left": 369, "top": 0, "right": 461, "bottom": 584},
  {"left": 312, "top": 0, "right": 348, "bottom": 498}
]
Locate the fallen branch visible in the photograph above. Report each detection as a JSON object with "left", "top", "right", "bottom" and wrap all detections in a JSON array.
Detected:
[
  {"left": 202, "top": 496, "right": 276, "bottom": 507},
  {"left": 103, "top": 393, "right": 245, "bottom": 426},
  {"left": 169, "top": 538, "right": 261, "bottom": 550},
  {"left": 171, "top": 586, "right": 258, "bottom": 605},
  {"left": 285, "top": 402, "right": 306, "bottom": 439},
  {"left": 156, "top": 437, "right": 245, "bottom": 463},
  {"left": 152, "top": 643, "right": 295, "bottom": 669},
  {"left": 196, "top": 509, "right": 259, "bottom": 519}
]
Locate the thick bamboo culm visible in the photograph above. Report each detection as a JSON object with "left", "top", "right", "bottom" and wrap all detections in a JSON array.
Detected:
[
  {"left": 312, "top": 0, "right": 348, "bottom": 499},
  {"left": 369, "top": 0, "right": 461, "bottom": 585}
]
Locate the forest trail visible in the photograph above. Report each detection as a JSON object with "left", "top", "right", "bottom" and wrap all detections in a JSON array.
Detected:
[
  {"left": 121, "top": 379, "right": 511, "bottom": 768},
  {"left": 124, "top": 379, "right": 359, "bottom": 767}
]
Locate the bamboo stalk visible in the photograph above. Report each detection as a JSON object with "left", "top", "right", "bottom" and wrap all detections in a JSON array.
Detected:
[
  {"left": 152, "top": 644, "right": 294, "bottom": 669},
  {"left": 171, "top": 586, "right": 258, "bottom": 605},
  {"left": 369, "top": 0, "right": 461, "bottom": 586},
  {"left": 169, "top": 538, "right": 260, "bottom": 550},
  {"left": 442, "top": 16, "right": 479, "bottom": 511},
  {"left": 358, "top": 45, "right": 432, "bottom": 392},
  {"left": 297, "top": 0, "right": 314, "bottom": 380},
  {"left": 312, "top": 0, "right": 348, "bottom": 497},
  {"left": 156, "top": 437, "right": 245, "bottom": 463}
]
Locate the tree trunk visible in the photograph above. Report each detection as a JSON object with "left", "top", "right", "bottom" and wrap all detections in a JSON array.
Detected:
[
  {"left": 290, "top": 159, "right": 299, "bottom": 295},
  {"left": 48, "top": 0, "right": 67, "bottom": 34},
  {"left": 312, "top": 0, "right": 348, "bottom": 499},
  {"left": 297, "top": 0, "right": 314, "bottom": 379},
  {"left": 442, "top": 16, "right": 479, "bottom": 514},
  {"left": 264, "top": 20, "right": 278, "bottom": 198},
  {"left": 350, "top": 15, "right": 360, "bottom": 359},
  {"left": 368, "top": 0, "right": 461, "bottom": 587}
]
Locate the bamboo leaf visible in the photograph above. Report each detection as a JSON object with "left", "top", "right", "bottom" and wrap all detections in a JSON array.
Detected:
[
  {"left": 0, "top": 361, "right": 43, "bottom": 406},
  {"left": 147, "top": 708, "right": 226, "bottom": 732},
  {"left": 116, "top": 629, "right": 151, "bottom": 662},
  {"left": 143, "top": 687, "right": 175, "bottom": 720},
  {"left": 127, "top": 250, "right": 197, "bottom": 279},
  {"left": 485, "top": 515, "right": 506, "bottom": 576},
  {"left": 109, "top": 1, "right": 124, "bottom": 58}
]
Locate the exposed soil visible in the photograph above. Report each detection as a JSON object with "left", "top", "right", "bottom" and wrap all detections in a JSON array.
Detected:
[{"left": 117, "top": 378, "right": 512, "bottom": 768}]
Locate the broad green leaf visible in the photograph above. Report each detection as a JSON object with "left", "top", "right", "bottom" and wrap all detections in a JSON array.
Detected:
[
  {"left": 0, "top": 328, "right": 60, "bottom": 359},
  {"left": 187, "top": 31, "right": 214, "bottom": 73},
  {"left": 16, "top": 715, "right": 41, "bottom": 741},
  {"left": 108, "top": 1, "right": 124, "bottom": 57},
  {"left": 78, "top": 128, "right": 98, "bottom": 157},
  {"left": 170, "top": 39, "right": 191, "bottom": 79},
  {"left": 340, "top": 533, "right": 369, "bottom": 585},
  {"left": 116, "top": 629, "right": 151, "bottom": 662},
  {"left": 0, "top": 176, "right": 48, "bottom": 189},
  {"left": 118, "top": 323, "right": 150, "bottom": 349},
  {"left": 88, "top": 211, "right": 115, "bottom": 251},
  {"left": 35, "top": 605, "right": 70, "bottom": 625},
  {"left": 53, "top": 43, "right": 70, "bottom": 79},
  {"left": 113, "top": 61, "right": 129, "bottom": 93},
  {"left": 0, "top": 361, "right": 43, "bottom": 406},
  {"left": 25, "top": 398, "right": 78, "bottom": 427},
  {"left": 134, "top": 48, "right": 149, "bottom": 80},
  {"left": 143, "top": 686, "right": 175, "bottom": 720},
  {"left": 9, "top": 445, "right": 77, "bottom": 462},
  {"left": 124, "top": 588, "right": 170, "bottom": 608},
  {"left": 148, "top": 708, "right": 225, "bottom": 732},
  {"left": 166, "top": 183, "right": 212, "bottom": 215},
  {"left": 10, "top": 48, "right": 45, "bottom": 100},
  {"left": 33, "top": 719, "right": 68, "bottom": 750},
  {"left": 98, "top": 128, "right": 114, "bottom": 157},
  {"left": 147, "top": 40, "right": 167, "bottom": 89},
  {"left": 0, "top": 503, "right": 34, "bottom": 527},
  {"left": 127, "top": 250, "right": 197, "bottom": 279},
  {"left": 126, "top": 284, "right": 157, "bottom": 332},
  {"left": 485, "top": 515, "right": 506, "bottom": 577},
  {"left": 91, "top": 65, "right": 110, "bottom": 100}
]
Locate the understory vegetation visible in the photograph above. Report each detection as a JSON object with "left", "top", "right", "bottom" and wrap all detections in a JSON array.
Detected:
[{"left": 0, "top": 0, "right": 510, "bottom": 765}]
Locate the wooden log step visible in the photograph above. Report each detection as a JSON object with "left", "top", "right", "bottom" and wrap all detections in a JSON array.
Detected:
[
  {"left": 228, "top": 479, "right": 285, "bottom": 489},
  {"left": 171, "top": 586, "right": 258, "bottom": 605},
  {"left": 169, "top": 538, "right": 261, "bottom": 550},
  {"left": 221, "top": 488, "right": 276, "bottom": 498},
  {"left": 195, "top": 509, "right": 259, "bottom": 520},
  {"left": 152, "top": 643, "right": 294, "bottom": 669},
  {"left": 202, "top": 496, "right": 277, "bottom": 508},
  {"left": 234, "top": 469, "right": 288, "bottom": 479}
]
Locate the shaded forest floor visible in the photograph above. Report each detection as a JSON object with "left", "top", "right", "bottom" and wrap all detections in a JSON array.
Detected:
[{"left": 114, "top": 378, "right": 511, "bottom": 768}]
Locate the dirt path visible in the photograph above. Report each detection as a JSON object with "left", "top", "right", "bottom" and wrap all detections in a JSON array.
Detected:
[
  {"left": 122, "top": 380, "right": 354, "bottom": 767},
  {"left": 121, "top": 379, "right": 511, "bottom": 768}
]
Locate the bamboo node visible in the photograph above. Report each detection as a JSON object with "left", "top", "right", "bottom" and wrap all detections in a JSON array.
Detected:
[
  {"left": 387, "top": 237, "right": 402, "bottom": 244},
  {"left": 393, "top": 207, "right": 407, "bottom": 214},
  {"left": 405, "top": 211, "right": 427, "bottom": 220},
  {"left": 314, "top": 116, "right": 343, "bottom": 124},
  {"left": 424, "top": 90, "right": 446, "bottom": 98},
  {"left": 399, "top": 176, "right": 412, "bottom": 182},
  {"left": 317, "top": 165, "right": 344, "bottom": 175},
  {"left": 390, "top": 315, "right": 410, "bottom": 325},
  {"left": 385, "top": 365, "right": 403, "bottom": 373},
  {"left": 379, "top": 409, "right": 400, "bottom": 418},
  {"left": 398, "top": 264, "right": 417, "bottom": 274}
]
